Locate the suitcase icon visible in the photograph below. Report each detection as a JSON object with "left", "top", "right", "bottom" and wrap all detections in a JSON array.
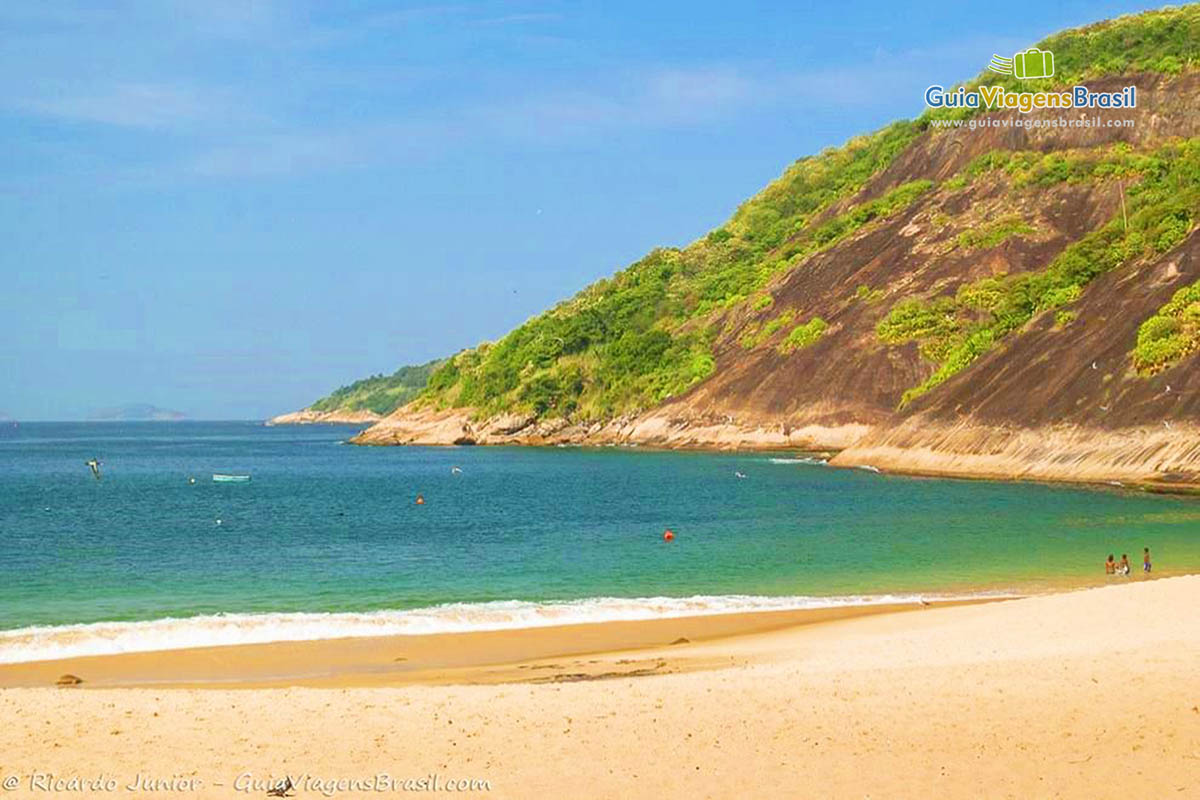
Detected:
[{"left": 1013, "top": 48, "right": 1054, "bottom": 79}]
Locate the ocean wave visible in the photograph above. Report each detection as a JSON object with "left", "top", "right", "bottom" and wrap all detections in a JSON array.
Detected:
[
  {"left": 0, "top": 592, "right": 1012, "bottom": 664},
  {"left": 766, "top": 456, "right": 828, "bottom": 465}
]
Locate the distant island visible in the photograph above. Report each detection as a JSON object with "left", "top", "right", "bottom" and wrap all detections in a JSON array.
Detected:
[{"left": 88, "top": 404, "right": 187, "bottom": 421}]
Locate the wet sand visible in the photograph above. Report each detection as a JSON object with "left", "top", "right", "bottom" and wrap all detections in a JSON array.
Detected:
[{"left": 0, "top": 600, "right": 967, "bottom": 689}]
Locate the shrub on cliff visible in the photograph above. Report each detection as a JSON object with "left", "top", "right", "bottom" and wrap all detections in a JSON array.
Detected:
[{"left": 1134, "top": 280, "right": 1200, "bottom": 374}]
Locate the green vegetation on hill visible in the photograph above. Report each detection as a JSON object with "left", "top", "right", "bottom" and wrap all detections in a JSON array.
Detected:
[
  {"left": 309, "top": 360, "right": 444, "bottom": 415},
  {"left": 1030, "top": 4, "right": 1200, "bottom": 82},
  {"left": 316, "top": 5, "right": 1200, "bottom": 424},
  {"left": 955, "top": 215, "right": 1035, "bottom": 252},
  {"left": 854, "top": 284, "right": 885, "bottom": 303},
  {"left": 879, "top": 139, "right": 1200, "bottom": 406},
  {"left": 778, "top": 318, "right": 829, "bottom": 355},
  {"left": 923, "top": 4, "right": 1200, "bottom": 127},
  {"left": 1134, "top": 279, "right": 1200, "bottom": 374},
  {"left": 950, "top": 145, "right": 1158, "bottom": 192},
  {"left": 739, "top": 309, "right": 796, "bottom": 349},
  {"left": 418, "top": 121, "right": 928, "bottom": 420}
]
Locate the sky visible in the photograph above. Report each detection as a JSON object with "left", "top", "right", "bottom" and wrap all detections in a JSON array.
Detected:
[{"left": 0, "top": 0, "right": 1167, "bottom": 420}]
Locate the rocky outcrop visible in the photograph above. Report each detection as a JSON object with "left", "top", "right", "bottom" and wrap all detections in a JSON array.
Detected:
[
  {"left": 267, "top": 409, "right": 382, "bottom": 426},
  {"left": 350, "top": 406, "right": 864, "bottom": 451},
  {"left": 832, "top": 422, "right": 1200, "bottom": 490}
]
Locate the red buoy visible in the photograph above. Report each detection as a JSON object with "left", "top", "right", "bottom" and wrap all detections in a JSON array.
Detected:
[{"left": 663, "top": 529, "right": 675, "bottom": 542}]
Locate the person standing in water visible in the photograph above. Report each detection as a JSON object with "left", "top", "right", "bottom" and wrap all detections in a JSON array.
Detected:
[{"left": 1143, "top": 547, "right": 1152, "bottom": 573}]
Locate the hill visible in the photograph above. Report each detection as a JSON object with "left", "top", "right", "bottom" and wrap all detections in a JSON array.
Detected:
[
  {"left": 349, "top": 5, "right": 1200, "bottom": 489},
  {"left": 269, "top": 360, "right": 442, "bottom": 425},
  {"left": 88, "top": 404, "right": 187, "bottom": 421}
]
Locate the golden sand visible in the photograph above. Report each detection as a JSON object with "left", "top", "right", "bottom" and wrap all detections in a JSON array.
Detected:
[{"left": 0, "top": 577, "right": 1196, "bottom": 798}]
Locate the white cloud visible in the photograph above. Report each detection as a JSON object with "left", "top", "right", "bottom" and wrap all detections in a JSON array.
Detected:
[
  {"left": 21, "top": 83, "right": 228, "bottom": 130},
  {"left": 176, "top": 64, "right": 758, "bottom": 177},
  {"left": 468, "top": 65, "right": 757, "bottom": 142},
  {"left": 186, "top": 119, "right": 463, "bottom": 177},
  {"left": 156, "top": 0, "right": 291, "bottom": 40},
  {"left": 472, "top": 12, "right": 562, "bottom": 26},
  {"left": 645, "top": 67, "right": 756, "bottom": 113}
]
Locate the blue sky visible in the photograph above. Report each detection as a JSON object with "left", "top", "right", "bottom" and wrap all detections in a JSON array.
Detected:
[{"left": 0, "top": 0, "right": 1165, "bottom": 419}]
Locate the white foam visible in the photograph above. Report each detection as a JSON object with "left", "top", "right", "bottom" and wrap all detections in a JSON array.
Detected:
[
  {"left": 766, "top": 456, "right": 828, "bottom": 465},
  {"left": 0, "top": 592, "right": 1012, "bottom": 664}
]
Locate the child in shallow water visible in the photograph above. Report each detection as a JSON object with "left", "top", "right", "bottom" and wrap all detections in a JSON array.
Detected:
[
  {"left": 1143, "top": 547, "right": 1152, "bottom": 573},
  {"left": 1105, "top": 554, "right": 1116, "bottom": 575},
  {"left": 1118, "top": 554, "right": 1132, "bottom": 576}
]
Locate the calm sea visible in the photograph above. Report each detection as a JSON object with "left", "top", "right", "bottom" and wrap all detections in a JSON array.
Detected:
[{"left": 1, "top": 421, "right": 1196, "bottom": 662}]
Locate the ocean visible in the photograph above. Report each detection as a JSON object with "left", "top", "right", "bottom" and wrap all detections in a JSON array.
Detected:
[{"left": 1, "top": 421, "right": 1196, "bottom": 663}]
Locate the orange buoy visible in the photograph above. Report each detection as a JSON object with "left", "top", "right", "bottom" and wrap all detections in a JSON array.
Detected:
[
  {"left": 663, "top": 529, "right": 675, "bottom": 542},
  {"left": 416, "top": 494, "right": 425, "bottom": 505}
]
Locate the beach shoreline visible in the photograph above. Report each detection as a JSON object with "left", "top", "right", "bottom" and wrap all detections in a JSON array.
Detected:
[
  {"left": 0, "top": 576, "right": 1196, "bottom": 799},
  {"left": 3, "top": 571, "right": 1189, "bottom": 688},
  {"left": 0, "top": 598, "right": 994, "bottom": 689}
]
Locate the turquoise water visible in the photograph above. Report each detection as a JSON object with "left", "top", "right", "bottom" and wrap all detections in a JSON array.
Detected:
[{"left": 1, "top": 421, "right": 1197, "bottom": 661}]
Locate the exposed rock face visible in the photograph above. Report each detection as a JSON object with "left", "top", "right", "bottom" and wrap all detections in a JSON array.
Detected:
[
  {"left": 835, "top": 227, "right": 1200, "bottom": 488},
  {"left": 267, "top": 409, "right": 381, "bottom": 426},
  {"left": 832, "top": 423, "right": 1200, "bottom": 489}
]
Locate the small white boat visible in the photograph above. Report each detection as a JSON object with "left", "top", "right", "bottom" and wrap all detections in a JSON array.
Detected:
[{"left": 212, "top": 474, "right": 251, "bottom": 483}]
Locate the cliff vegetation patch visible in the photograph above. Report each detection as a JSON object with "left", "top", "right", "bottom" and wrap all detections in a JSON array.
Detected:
[{"left": 1133, "top": 279, "right": 1200, "bottom": 374}]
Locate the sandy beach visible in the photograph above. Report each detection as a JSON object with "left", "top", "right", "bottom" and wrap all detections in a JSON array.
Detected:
[{"left": 0, "top": 575, "right": 1196, "bottom": 799}]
